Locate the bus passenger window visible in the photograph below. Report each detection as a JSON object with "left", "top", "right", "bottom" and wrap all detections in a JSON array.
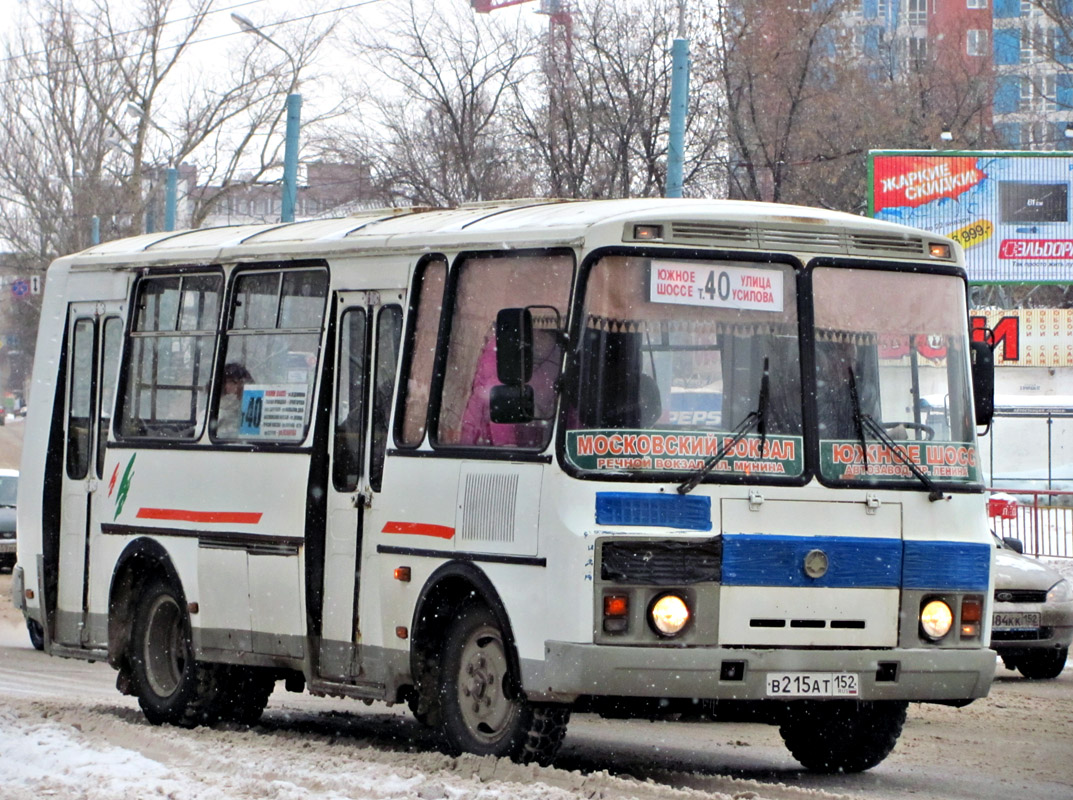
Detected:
[
  {"left": 370, "top": 306, "right": 402, "bottom": 491},
  {"left": 333, "top": 309, "right": 367, "bottom": 492},
  {"left": 96, "top": 317, "right": 122, "bottom": 477},
  {"left": 118, "top": 273, "right": 221, "bottom": 440},
  {"left": 398, "top": 258, "right": 445, "bottom": 447},
  {"left": 66, "top": 318, "right": 95, "bottom": 480},
  {"left": 214, "top": 267, "right": 328, "bottom": 443},
  {"left": 436, "top": 253, "right": 572, "bottom": 449}
]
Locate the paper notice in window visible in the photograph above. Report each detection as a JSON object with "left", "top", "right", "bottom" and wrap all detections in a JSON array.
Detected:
[{"left": 650, "top": 261, "right": 784, "bottom": 312}]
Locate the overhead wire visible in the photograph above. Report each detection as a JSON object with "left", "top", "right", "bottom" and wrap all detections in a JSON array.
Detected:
[{"left": 0, "top": 0, "right": 392, "bottom": 85}]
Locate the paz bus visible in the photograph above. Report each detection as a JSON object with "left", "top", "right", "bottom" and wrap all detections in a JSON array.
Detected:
[{"left": 13, "top": 198, "right": 997, "bottom": 772}]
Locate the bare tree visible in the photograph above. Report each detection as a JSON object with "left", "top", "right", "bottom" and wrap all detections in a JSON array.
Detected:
[
  {"left": 331, "top": 0, "right": 537, "bottom": 207},
  {"left": 507, "top": 0, "right": 725, "bottom": 200},
  {"left": 0, "top": 0, "right": 334, "bottom": 261}
]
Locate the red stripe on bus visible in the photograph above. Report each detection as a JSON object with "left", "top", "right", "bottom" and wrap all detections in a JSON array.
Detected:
[
  {"left": 136, "top": 508, "right": 263, "bottom": 525},
  {"left": 381, "top": 521, "right": 456, "bottom": 539}
]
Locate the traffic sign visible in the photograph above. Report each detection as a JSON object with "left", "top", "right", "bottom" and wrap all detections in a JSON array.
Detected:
[{"left": 11, "top": 279, "right": 29, "bottom": 297}]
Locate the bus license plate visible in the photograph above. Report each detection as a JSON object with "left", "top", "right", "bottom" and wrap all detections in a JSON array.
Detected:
[
  {"left": 766, "top": 672, "right": 859, "bottom": 697},
  {"left": 992, "top": 611, "right": 1040, "bottom": 630}
]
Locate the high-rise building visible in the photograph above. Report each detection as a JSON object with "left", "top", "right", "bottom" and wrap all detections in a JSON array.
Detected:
[{"left": 848, "top": 0, "right": 1072, "bottom": 150}]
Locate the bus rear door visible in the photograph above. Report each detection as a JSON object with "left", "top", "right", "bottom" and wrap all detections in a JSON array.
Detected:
[{"left": 55, "top": 303, "right": 123, "bottom": 648}]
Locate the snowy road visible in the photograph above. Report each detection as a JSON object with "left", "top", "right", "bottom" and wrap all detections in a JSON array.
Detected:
[{"left": 1, "top": 573, "right": 1071, "bottom": 800}]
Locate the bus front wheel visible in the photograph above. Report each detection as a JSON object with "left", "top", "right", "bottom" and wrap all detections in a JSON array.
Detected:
[
  {"left": 438, "top": 603, "right": 568, "bottom": 765},
  {"left": 129, "top": 578, "right": 220, "bottom": 728},
  {"left": 779, "top": 700, "right": 907, "bottom": 773}
]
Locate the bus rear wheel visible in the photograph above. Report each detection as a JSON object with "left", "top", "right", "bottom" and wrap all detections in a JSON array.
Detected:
[
  {"left": 779, "top": 700, "right": 907, "bottom": 773},
  {"left": 212, "top": 665, "right": 275, "bottom": 725},
  {"left": 129, "top": 579, "right": 220, "bottom": 728},
  {"left": 439, "top": 603, "right": 568, "bottom": 765}
]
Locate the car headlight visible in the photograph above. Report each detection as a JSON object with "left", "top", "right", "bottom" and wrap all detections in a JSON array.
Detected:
[
  {"left": 920, "top": 599, "right": 953, "bottom": 640},
  {"left": 649, "top": 593, "right": 690, "bottom": 637},
  {"left": 1047, "top": 579, "right": 1072, "bottom": 604}
]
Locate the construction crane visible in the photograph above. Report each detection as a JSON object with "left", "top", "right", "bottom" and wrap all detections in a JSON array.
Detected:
[{"left": 471, "top": 0, "right": 572, "bottom": 56}]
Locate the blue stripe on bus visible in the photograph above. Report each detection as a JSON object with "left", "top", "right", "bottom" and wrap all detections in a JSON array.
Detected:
[
  {"left": 595, "top": 492, "right": 712, "bottom": 531},
  {"left": 720, "top": 535, "right": 992, "bottom": 591},
  {"left": 902, "top": 540, "right": 991, "bottom": 592},
  {"left": 721, "top": 534, "right": 903, "bottom": 588}
]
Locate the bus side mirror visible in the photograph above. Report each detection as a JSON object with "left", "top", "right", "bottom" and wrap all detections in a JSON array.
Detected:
[
  {"left": 490, "top": 384, "right": 535, "bottom": 424},
  {"left": 491, "top": 307, "right": 535, "bottom": 424},
  {"left": 970, "top": 340, "right": 994, "bottom": 427},
  {"left": 495, "top": 307, "right": 533, "bottom": 385}
]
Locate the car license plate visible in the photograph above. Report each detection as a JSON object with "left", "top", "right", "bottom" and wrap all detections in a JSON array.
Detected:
[
  {"left": 766, "top": 672, "right": 859, "bottom": 697},
  {"left": 992, "top": 611, "right": 1040, "bottom": 630}
]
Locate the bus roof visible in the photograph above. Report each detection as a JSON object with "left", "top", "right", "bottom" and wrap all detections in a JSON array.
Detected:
[{"left": 59, "top": 198, "right": 960, "bottom": 271}]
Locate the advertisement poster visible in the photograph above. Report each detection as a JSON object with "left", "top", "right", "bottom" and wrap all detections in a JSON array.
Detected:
[
  {"left": 971, "top": 308, "right": 1073, "bottom": 367},
  {"left": 870, "top": 151, "right": 1073, "bottom": 283}
]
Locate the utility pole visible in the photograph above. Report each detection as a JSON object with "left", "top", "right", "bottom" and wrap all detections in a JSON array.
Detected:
[{"left": 666, "top": 0, "right": 690, "bottom": 198}]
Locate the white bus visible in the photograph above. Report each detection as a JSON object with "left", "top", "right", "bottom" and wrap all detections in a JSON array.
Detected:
[{"left": 13, "top": 198, "right": 997, "bottom": 772}]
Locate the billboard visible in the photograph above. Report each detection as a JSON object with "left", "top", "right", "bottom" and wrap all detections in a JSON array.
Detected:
[{"left": 869, "top": 151, "right": 1073, "bottom": 283}]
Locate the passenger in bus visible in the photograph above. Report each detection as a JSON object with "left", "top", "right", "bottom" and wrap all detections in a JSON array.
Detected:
[
  {"left": 217, "top": 362, "right": 253, "bottom": 435},
  {"left": 459, "top": 328, "right": 560, "bottom": 447}
]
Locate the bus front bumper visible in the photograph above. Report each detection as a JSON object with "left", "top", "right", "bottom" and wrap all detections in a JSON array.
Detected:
[{"left": 528, "top": 641, "right": 996, "bottom": 704}]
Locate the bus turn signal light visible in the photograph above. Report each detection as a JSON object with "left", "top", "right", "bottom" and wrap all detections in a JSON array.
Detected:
[
  {"left": 604, "top": 594, "right": 629, "bottom": 617},
  {"left": 961, "top": 596, "right": 982, "bottom": 638},
  {"left": 603, "top": 594, "right": 629, "bottom": 633}
]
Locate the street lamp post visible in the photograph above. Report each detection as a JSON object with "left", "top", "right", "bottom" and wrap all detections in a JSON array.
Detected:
[
  {"left": 232, "top": 13, "right": 302, "bottom": 223},
  {"left": 666, "top": 0, "right": 690, "bottom": 198}
]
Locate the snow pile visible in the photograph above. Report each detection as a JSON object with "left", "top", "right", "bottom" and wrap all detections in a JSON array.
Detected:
[{"left": 0, "top": 695, "right": 827, "bottom": 800}]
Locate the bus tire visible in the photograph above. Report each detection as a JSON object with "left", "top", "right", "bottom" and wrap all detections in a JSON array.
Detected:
[
  {"left": 1016, "top": 647, "right": 1067, "bottom": 680},
  {"left": 778, "top": 700, "right": 907, "bottom": 773},
  {"left": 129, "top": 579, "right": 220, "bottom": 728},
  {"left": 26, "top": 618, "right": 44, "bottom": 651},
  {"left": 212, "top": 666, "right": 275, "bottom": 725},
  {"left": 409, "top": 647, "right": 444, "bottom": 729},
  {"left": 439, "top": 603, "right": 569, "bottom": 765}
]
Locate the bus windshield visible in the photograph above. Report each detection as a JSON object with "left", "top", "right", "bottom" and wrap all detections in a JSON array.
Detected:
[
  {"left": 813, "top": 267, "right": 980, "bottom": 487},
  {"left": 564, "top": 255, "right": 804, "bottom": 479}
]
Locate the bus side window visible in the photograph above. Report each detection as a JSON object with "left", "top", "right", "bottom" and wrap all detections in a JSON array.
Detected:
[
  {"left": 119, "top": 274, "right": 221, "bottom": 439},
  {"left": 214, "top": 268, "right": 328, "bottom": 443},
  {"left": 333, "top": 308, "right": 367, "bottom": 492},
  {"left": 66, "top": 318, "right": 95, "bottom": 480},
  {"left": 398, "top": 258, "right": 446, "bottom": 447},
  {"left": 370, "top": 306, "right": 402, "bottom": 491},
  {"left": 435, "top": 253, "right": 572, "bottom": 449},
  {"left": 96, "top": 317, "right": 123, "bottom": 476}
]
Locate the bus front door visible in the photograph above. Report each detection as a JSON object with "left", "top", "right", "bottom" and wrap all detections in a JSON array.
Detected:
[
  {"left": 319, "top": 290, "right": 403, "bottom": 683},
  {"left": 55, "top": 303, "right": 124, "bottom": 648}
]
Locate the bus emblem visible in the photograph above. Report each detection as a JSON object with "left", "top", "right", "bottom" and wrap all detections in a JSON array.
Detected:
[{"left": 804, "top": 549, "right": 829, "bottom": 579}]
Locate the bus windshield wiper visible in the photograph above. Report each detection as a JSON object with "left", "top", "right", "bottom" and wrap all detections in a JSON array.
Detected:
[
  {"left": 847, "top": 367, "right": 946, "bottom": 502},
  {"left": 678, "top": 357, "right": 769, "bottom": 495}
]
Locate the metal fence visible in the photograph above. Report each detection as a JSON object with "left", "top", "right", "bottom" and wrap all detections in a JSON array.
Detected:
[
  {"left": 988, "top": 489, "right": 1073, "bottom": 559},
  {"left": 982, "top": 407, "right": 1073, "bottom": 492}
]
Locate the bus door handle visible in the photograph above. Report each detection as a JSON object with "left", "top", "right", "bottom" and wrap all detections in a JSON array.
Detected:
[
  {"left": 85, "top": 479, "right": 99, "bottom": 495},
  {"left": 353, "top": 491, "right": 372, "bottom": 509}
]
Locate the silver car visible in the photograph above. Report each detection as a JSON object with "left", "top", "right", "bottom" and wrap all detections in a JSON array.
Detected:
[
  {"left": 991, "top": 536, "right": 1072, "bottom": 679},
  {"left": 0, "top": 469, "right": 16, "bottom": 572}
]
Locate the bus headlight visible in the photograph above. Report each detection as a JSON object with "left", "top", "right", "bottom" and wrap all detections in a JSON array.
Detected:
[
  {"left": 920, "top": 599, "right": 953, "bottom": 640},
  {"left": 649, "top": 593, "right": 690, "bottom": 637}
]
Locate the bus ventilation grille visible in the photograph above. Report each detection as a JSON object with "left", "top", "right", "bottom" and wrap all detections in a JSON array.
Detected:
[
  {"left": 601, "top": 539, "right": 722, "bottom": 585},
  {"left": 459, "top": 473, "right": 519, "bottom": 544}
]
